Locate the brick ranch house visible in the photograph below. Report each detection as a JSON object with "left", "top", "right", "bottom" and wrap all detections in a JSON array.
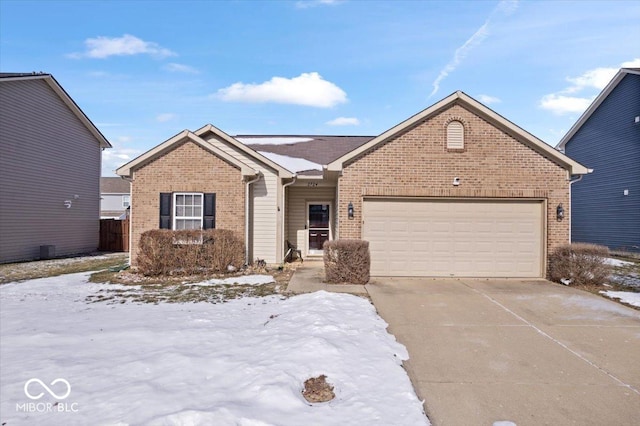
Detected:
[{"left": 116, "top": 91, "right": 589, "bottom": 278}]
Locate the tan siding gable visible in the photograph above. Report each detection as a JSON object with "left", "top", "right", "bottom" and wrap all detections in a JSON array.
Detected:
[{"left": 204, "top": 135, "right": 280, "bottom": 263}]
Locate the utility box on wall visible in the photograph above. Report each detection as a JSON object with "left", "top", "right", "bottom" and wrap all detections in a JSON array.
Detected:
[{"left": 39, "top": 245, "right": 55, "bottom": 260}]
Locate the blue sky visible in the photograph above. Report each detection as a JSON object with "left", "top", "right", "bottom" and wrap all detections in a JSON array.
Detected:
[{"left": 1, "top": 0, "right": 638, "bottom": 176}]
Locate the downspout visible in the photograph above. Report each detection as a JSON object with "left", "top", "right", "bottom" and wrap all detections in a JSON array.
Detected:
[
  {"left": 121, "top": 176, "right": 133, "bottom": 265},
  {"left": 566, "top": 169, "right": 592, "bottom": 242},
  {"left": 281, "top": 175, "right": 297, "bottom": 262},
  {"left": 245, "top": 172, "right": 261, "bottom": 266}
]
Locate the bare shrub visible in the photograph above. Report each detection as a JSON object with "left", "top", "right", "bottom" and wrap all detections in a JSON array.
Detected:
[
  {"left": 547, "top": 243, "right": 612, "bottom": 286},
  {"left": 323, "top": 239, "right": 370, "bottom": 284},
  {"left": 137, "top": 229, "right": 244, "bottom": 276}
]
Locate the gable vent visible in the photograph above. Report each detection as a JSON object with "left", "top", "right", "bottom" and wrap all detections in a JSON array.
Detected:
[{"left": 447, "top": 121, "right": 464, "bottom": 149}]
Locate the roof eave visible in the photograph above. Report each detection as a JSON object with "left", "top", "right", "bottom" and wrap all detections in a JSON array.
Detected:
[
  {"left": 328, "top": 91, "right": 589, "bottom": 175},
  {"left": 194, "top": 124, "right": 295, "bottom": 178},
  {"left": 557, "top": 69, "right": 634, "bottom": 150},
  {"left": 116, "top": 130, "right": 257, "bottom": 178},
  {"left": 42, "top": 75, "right": 112, "bottom": 149},
  {"left": 327, "top": 91, "right": 460, "bottom": 171}
]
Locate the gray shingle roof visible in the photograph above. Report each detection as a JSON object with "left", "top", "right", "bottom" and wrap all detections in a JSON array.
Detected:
[
  {"left": 100, "top": 177, "right": 130, "bottom": 193},
  {"left": 238, "top": 135, "right": 375, "bottom": 166}
]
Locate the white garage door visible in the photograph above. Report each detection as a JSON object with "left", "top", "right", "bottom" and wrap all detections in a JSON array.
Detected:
[{"left": 363, "top": 199, "right": 544, "bottom": 277}]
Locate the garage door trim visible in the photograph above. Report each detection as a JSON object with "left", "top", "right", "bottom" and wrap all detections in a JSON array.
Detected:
[{"left": 362, "top": 197, "right": 547, "bottom": 278}]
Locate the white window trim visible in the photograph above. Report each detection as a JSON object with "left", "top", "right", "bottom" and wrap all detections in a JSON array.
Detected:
[
  {"left": 122, "top": 195, "right": 130, "bottom": 208},
  {"left": 306, "top": 200, "right": 333, "bottom": 256},
  {"left": 172, "top": 192, "right": 204, "bottom": 230}
]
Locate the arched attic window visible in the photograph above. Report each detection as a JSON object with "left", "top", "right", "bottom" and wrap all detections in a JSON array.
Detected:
[{"left": 446, "top": 120, "right": 465, "bottom": 150}]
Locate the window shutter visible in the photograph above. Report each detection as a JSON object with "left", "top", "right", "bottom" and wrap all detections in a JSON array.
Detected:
[
  {"left": 159, "top": 193, "right": 172, "bottom": 229},
  {"left": 447, "top": 121, "right": 464, "bottom": 149},
  {"left": 203, "top": 193, "right": 216, "bottom": 229}
]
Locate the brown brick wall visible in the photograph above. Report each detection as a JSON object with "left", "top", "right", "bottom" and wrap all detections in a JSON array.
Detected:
[
  {"left": 130, "top": 140, "right": 245, "bottom": 265},
  {"left": 338, "top": 103, "right": 570, "bottom": 267}
]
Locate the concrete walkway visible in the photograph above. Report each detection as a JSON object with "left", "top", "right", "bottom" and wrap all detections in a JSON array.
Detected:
[
  {"left": 286, "top": 261, "right": 367, "bottom": 295},
  {"left": 366, "top": 278, "right": 640, "bottom": 426}
]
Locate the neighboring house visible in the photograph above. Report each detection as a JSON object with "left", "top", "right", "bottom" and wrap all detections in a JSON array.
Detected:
[
  {"left": 557, "top": 68, "right": 640, "bottom": 253},
  {"left": 117, "top": 91, "right": 588, "bottom": 277},
  {"left": 0, "top": 73, "right": 111, "bottom": 263},
  {"left": 100, "top": 177, "right": 131, "bottom": 219}
]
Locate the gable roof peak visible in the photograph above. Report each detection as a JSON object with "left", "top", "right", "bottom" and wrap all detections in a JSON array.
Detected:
[
  {"left": 557, "top": 67, "right": 638, "bottom": 150},
  {"left": 327, "top": 90, "right": 589, "bottom": 175}
]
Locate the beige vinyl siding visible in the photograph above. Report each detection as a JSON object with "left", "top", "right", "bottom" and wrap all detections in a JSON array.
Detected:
[
  {"left": 205, "top": 136, "right": 279, "bottom": 263},
  {"left": 101, "top": 193, "right": 129, "bottom": 212},
  {"left": 0, "top": 79, "right": 102, "bottom": 263},
  {"left": 363, "top": 199, "right": 544, "bottom": 277},
  {"left": 286, "top": 186, "right": 336, "bottom": 251}
]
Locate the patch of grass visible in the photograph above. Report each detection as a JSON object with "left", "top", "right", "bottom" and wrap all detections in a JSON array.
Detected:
[
  {"left": 0, "top": 254, "right": 129, "bottom": 284},
  {"left": 567, "top": 257, "right": 640, "bottom": 311},
  {"left": 86, "top": 263, "right": 298, "bottom": 304}
]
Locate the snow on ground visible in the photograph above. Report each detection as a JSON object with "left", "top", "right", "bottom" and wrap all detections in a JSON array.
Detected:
[
  {"left": 605, "top": 258, "right": 635, "bottom": 267},
  {"left": 236, "top": 137, "right": 314, "bottom": 145},
  {"left": 600, "top": 291, "right": 640, "bottom": 308},
  {"left": 0, "top": 273, "right": 428, "bottom": 425},
  {"left": 189, "top": 274, "right": 275, "bottom": 286},
  {"left": 257, "top": 151, "right": 322, "bottom": 173}
]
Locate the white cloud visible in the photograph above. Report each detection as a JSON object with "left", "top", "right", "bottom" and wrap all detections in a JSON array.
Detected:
[
  {"left": 164, "top": 63, "right": 200, "bottom": 74},
  {"left": 326, "top": 117, "right": 360, "bottom": 126},
  {"left": 539, "top": 94, "right": 594, "bottom": 115},
  {"left": 156, "top": 113, "right": 177, "bottom": 123},
  {"left": 564, "top": 58, "right": 640, "bottom": 93},
  {"left": 540, "top": 58, "right": 639, "bottom": 115},
  {"left": 102, "top": 144, "right": 142, "bottom": 175},
  {"left": 476, "top": 94, "right": 501, "bottom": 105},
  {"left": 296, "top": 0, "right": 343, "bottom": 9},
  {"left": 70, "top": 34, "right": 175, "bottom": 59},
  {"left": 430, "top": 1, "right": 519, "bottom": 98},
  {"left": 216, "top": 72, "right": 347, "bottom": 108}
]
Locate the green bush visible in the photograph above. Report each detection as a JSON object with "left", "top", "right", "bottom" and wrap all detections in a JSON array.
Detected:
[
  {"left": 137, "top": 229, "right": 244, "bottom": 276},
  {"left": 323, "top": 239, "right": 370, "bottom": 284},
  {"left": 547, "top": 243, "right": 612, "bottom": 286}
]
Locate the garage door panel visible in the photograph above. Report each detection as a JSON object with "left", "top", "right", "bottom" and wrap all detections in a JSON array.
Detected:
[{"left": 363, "top": 199, "right": 543, "bottom": 278}]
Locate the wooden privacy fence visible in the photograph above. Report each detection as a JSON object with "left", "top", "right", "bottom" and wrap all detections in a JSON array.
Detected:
[{"left": 99, "top": 219, "right": 130, "bottom": 252}]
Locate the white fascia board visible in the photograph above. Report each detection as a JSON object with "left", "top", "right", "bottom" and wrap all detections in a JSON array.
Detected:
[
  {"left": 557, "top": 69, "right": 632, "bottom": 151},
  {"left": 327, "top": 91, "right": 589, "bottom": 175},
  {"left": 116, "top": 130, "right": 257, "bottom": 178},
  {"left": 1, "top": 74, "right": 112, "bottom": 149},
  {"left": 194, "top": 124, "right": 295, "bottom": 178}
]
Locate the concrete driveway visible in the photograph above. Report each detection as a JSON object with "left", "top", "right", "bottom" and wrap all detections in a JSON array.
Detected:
[{"left": 366, "top": 278, "right": 640, "bottom": 426}]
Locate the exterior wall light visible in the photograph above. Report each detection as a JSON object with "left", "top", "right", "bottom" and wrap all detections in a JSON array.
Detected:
[
  {"left": 556, "top": 203, "right": 564, "bottom": 221},
  {"left": 348, "top": 202, "right": 354, "bottom": 219}
]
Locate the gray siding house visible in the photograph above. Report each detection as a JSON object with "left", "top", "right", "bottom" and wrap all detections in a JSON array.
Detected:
[
  {"left": 100, "top": 177, "right": 130, "bottom": 219},
  {"left": 557, "top": 68, "right": 640, "bottom": 252},
  {"left": 0, "top": 73, "right": 111, "bottom": 263}
]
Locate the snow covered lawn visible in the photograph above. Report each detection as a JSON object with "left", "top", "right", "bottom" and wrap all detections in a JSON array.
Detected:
[{"left": 0, "top": 273, "right": 428, "bottom": 425}]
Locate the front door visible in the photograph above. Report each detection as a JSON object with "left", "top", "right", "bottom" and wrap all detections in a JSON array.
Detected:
[{"left": 308, "top": 203, "right": 331, "bottom": 255}]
